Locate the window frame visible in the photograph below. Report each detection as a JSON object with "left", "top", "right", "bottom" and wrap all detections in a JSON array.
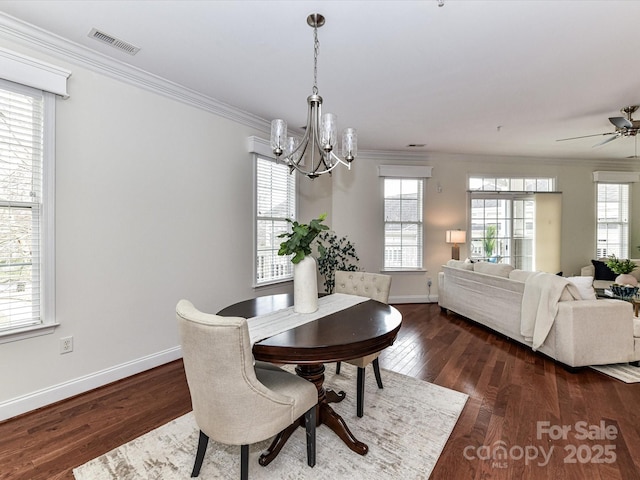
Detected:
[
  {"left": 382, "top": 177, "right": 425, "bottom": 271},
  {"left": 595, "top": 182, "right": 629, "bottom": 259},
  {"left": 253, "top": 154, "right": 297, "bottom": 287},
  {"left": 467, "top": 176, "right": 556, "bottom": 269},
  {"left": 0, "top": 79, "right": 57, "bottom": 344}
]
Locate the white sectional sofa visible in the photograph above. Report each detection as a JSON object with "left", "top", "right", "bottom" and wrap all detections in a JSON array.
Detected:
[{"left": 438, "top": 260, "right": 640, "bottom": 368}]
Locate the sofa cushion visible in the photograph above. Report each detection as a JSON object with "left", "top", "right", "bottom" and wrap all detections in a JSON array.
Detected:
[
  {"left": 509, "top": 269, "right": 536, "bottom": 283},
  {"left": 446, "top": 259, "right": 474, "bottom": 271},
  {"left": 473, "top": 262, "right": 514, "bottom": 278},
  {"left": 566, "top": 276, "right": 597, "bottom": 300},
  {"left": 591, "top": 259, "right": 617, "bottom": 281}
]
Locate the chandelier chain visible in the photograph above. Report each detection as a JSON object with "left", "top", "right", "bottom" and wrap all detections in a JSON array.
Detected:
[{"left": 312, "top": 25, "right": 319, "bottom": 95}]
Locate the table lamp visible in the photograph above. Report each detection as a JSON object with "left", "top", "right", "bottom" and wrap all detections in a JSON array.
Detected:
[{"left": 445, "top": 230, "right": 466, "bottom": 260}]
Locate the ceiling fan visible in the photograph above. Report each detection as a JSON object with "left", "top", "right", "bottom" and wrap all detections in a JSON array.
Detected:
[{"left": 557, "top": 105, "right": 640, "bottom": 148}]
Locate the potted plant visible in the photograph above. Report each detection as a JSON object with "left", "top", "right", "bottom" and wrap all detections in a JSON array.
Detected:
[
  {"left": 278, "top": 214, "right": 329, "bottom": 312},
  {"left": 606, "top": 254, "right": 638, "bottom": 286},
  {"left": 316, "top": 231, "right": 360, "bottom": 293},
  {"left": 483, "top": 225, "right": 497, "bottom": 260}
]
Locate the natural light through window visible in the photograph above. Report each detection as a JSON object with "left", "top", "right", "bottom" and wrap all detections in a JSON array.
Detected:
[
  {"left": 255, "top": 156, "right": 296, "bottom": 285},
  {"left": 468, "top": 176, "right": 556, "bottom": 269},
  {"left": 383, "top": 178, "right": 423, "bottom": 269},
  {"left": 596, "top": 183, "right": 629, "bottom": 259}
]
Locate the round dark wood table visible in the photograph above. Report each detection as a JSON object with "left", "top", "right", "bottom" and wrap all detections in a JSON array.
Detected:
[{"left": 217, "top": 293, "right": 402, "bottom": 465}]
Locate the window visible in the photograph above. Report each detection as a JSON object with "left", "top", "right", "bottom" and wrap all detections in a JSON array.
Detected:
[
  {"left": 383, "top": 178, "right": 423, "bottom": 269},
  {"left": 255, "top": 156, "right": 296, "bottom": 285},
  {"left": 469, "top": 176, "right": 556, "bottom": 270},
  {"left": 596, "top": 183, "right": 629, "bottom": 259},
  {"left": 0, "top": 80, "right": 55, "bottom": 339}
]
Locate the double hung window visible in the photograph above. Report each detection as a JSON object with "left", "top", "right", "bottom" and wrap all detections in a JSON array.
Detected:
[
  {"left": 383, "top": 178, "right": 424, "bottom": 269},
  {"left": 255, "top": 156, "right": 296, "bottom": 285},
  {"left": 0, "top": 80, "right": 55, "bottom": 339},
  {"left": 596, "top": 183, "right": 629, "bottom": 259}
]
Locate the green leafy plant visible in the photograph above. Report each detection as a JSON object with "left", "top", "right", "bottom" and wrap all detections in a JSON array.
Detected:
[
  {"left": 605, "top": 255, "right": 637, "bottom": 275},
  {"left": 483, "top": 225, "right": 497, "bottom": 258},
  {"left": 316, "top": 231, "right": 360, "bottom": 293},
  {"left": 278, "top": 213, "right": 329, "bottom": 264}
]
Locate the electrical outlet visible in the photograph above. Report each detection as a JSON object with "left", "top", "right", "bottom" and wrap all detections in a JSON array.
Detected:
[
  {"left": 427, "top": 277, "right": 432, "bottom": 287},
  {"left": 60, "top": 336, "right": 73, "bottom": 354}
]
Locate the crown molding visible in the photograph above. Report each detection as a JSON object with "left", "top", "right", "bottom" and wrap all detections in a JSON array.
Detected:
[
  {"left": 2, "top": 12, "right": 639, "bottom": 169},
  {"left": 0, "top": 13, "right": 271, "bottom": 134}
]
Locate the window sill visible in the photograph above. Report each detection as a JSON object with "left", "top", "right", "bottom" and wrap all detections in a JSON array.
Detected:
[
  {"left": 380, "top": 268, "right": 427, "bottom": 274},
  {"left": 0, "top": 322, "right": 60, "bottom": 345},
  {"left": 254, "top": 278, "right": 293, "bottom": 289}
]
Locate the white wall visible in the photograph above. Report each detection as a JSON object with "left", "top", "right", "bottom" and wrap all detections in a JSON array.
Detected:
[{"left": 0, "top": 42, "right": 292, "bottom": 420}]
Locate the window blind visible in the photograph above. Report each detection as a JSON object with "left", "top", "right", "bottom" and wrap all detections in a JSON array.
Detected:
[
  {"left": 0, "top": 83, "right": 44, "bottom": 332},
  {"left": 596, "top": 183, "right": 629, "bottom": 259},
  {"left": 256, "top": 157, "right": 296, "bottom": 284}
]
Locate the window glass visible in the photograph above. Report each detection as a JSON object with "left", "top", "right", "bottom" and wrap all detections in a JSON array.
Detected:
[
  {"left": 255, "top": 157, "right": 296, "bottom": 285},
  {"left": 596, "top": 183, "right": 629, "bottom": 259},
  {"left": 384, "top": 178, "right": 423, "bottom": 269},
  {"left": 0, "top": 81, "right": 49, "bottom": 335},
  {"left": 468, "top": 176, "right": 556, "bottom": 269}
]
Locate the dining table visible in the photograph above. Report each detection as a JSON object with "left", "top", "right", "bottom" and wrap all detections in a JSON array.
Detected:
[{"left": 217, "top": 292, "right": 402, "bottom": 466}]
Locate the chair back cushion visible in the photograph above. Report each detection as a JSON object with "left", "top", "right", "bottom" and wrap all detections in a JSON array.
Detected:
[
  {"left": 176, "top": 300, "right": 298, "bottom": 445},
  {"left": 334, "top": 271, "right": 391, "bottom": 303}
]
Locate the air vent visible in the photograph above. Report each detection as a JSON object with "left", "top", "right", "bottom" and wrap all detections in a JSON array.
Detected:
[{"left": 88, "top": 28, "right": 140, "bottom": 55}]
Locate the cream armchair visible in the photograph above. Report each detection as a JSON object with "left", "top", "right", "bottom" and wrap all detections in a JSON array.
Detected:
[
  {"left": 334, "top": 271, "right": 392, "bottom": 417},
  {"left": 176, "top": 300, "right": 317, "bottom": 479}
]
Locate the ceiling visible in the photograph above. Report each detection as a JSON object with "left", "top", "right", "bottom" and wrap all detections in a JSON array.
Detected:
[{"left": 1, "top": 0, "right": 640, "bottom": 161}]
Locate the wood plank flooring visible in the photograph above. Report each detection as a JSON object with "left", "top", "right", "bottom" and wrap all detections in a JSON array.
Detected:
[{"left": 1, "top": 303, "right": 639, "bottom": 479}]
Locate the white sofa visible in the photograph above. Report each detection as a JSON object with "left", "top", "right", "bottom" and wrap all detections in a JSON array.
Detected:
[
  {"left": 581, "top": 258, "right": 640, "bottom": 290},
  {"left": 438, "top": 260, "right": 640, "bottom": 368}
]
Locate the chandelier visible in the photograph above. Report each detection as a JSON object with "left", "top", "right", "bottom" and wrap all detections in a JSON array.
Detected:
[{"left": 270, "top": 13, "right": 357, "bottom": 179}]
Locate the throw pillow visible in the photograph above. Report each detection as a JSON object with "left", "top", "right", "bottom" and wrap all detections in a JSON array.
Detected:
[
  {"left": 566, "top": 276, "right": 597, "bottom": 300},
  {"left": 591, "top": 259, "right": 617, "bottom": 281}
]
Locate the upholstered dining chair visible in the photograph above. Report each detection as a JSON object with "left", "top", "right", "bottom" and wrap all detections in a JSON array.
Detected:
[
  {"left": 333, "top": 271, "right": 392, "bottom": 417},
  {"left": 176, "top": 299, "right": 317, "bottom": 480}
]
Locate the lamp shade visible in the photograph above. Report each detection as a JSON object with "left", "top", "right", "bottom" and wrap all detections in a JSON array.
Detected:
[{"left": 445, "top": 230, "right": 466, "bottom": 244}]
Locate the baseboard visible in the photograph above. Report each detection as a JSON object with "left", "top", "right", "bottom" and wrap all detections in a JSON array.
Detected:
[
  {"left": 0, "top": 346, "right": 183, "bottom": 422},
  {"left": 390, "top": 294, "right": 439, "bottom": 304}
]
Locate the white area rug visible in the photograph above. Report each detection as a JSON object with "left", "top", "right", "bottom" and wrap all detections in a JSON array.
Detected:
[
  {"left": 73, "top": 364, "right": 468, "bottom": 479},
  {"left": 591, "top": 363, "right": 640, "bottom": 383}
]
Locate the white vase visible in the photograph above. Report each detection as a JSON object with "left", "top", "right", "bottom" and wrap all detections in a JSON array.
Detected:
[
  {"left": 293, "top": 255, "right": 318, "bottom": 313},
  {"left": 615, "top": 273, "right": 638, "bottom": 286}
]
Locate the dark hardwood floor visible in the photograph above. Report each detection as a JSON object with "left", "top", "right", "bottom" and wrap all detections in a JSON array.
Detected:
[{"left": 2, "top": 303, "right": 640, "bottom": 479}]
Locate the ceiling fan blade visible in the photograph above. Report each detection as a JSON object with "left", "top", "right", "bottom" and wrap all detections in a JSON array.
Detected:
[
  {"left": 609, "top": 116, "right": 633, "bottom": 129},
  {"left": 593, "top": 134, "right": 621, "bottom": 147},
  {"left": 556, "top": 132, "right": 616, "bottom": 142}
]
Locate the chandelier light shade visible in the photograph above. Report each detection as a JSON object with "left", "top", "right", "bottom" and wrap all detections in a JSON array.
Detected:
[
  {"left": 445, "top": 230, "right": 466, "bottom": 260},
  {"left": 270, "top": 13, "right": 357, "bottom": 179}
]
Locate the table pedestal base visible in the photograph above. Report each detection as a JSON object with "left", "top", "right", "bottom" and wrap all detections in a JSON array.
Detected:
[{"left": 259, "top": 363, "right": 368, "bottom": 466}]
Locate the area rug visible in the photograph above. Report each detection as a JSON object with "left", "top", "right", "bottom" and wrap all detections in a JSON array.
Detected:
[
  {"left": 73, "top": 364, "right": 468, "bottom": 479},
  {"left": 591, "top": 363, "right": 640, "bottom": 383}
]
